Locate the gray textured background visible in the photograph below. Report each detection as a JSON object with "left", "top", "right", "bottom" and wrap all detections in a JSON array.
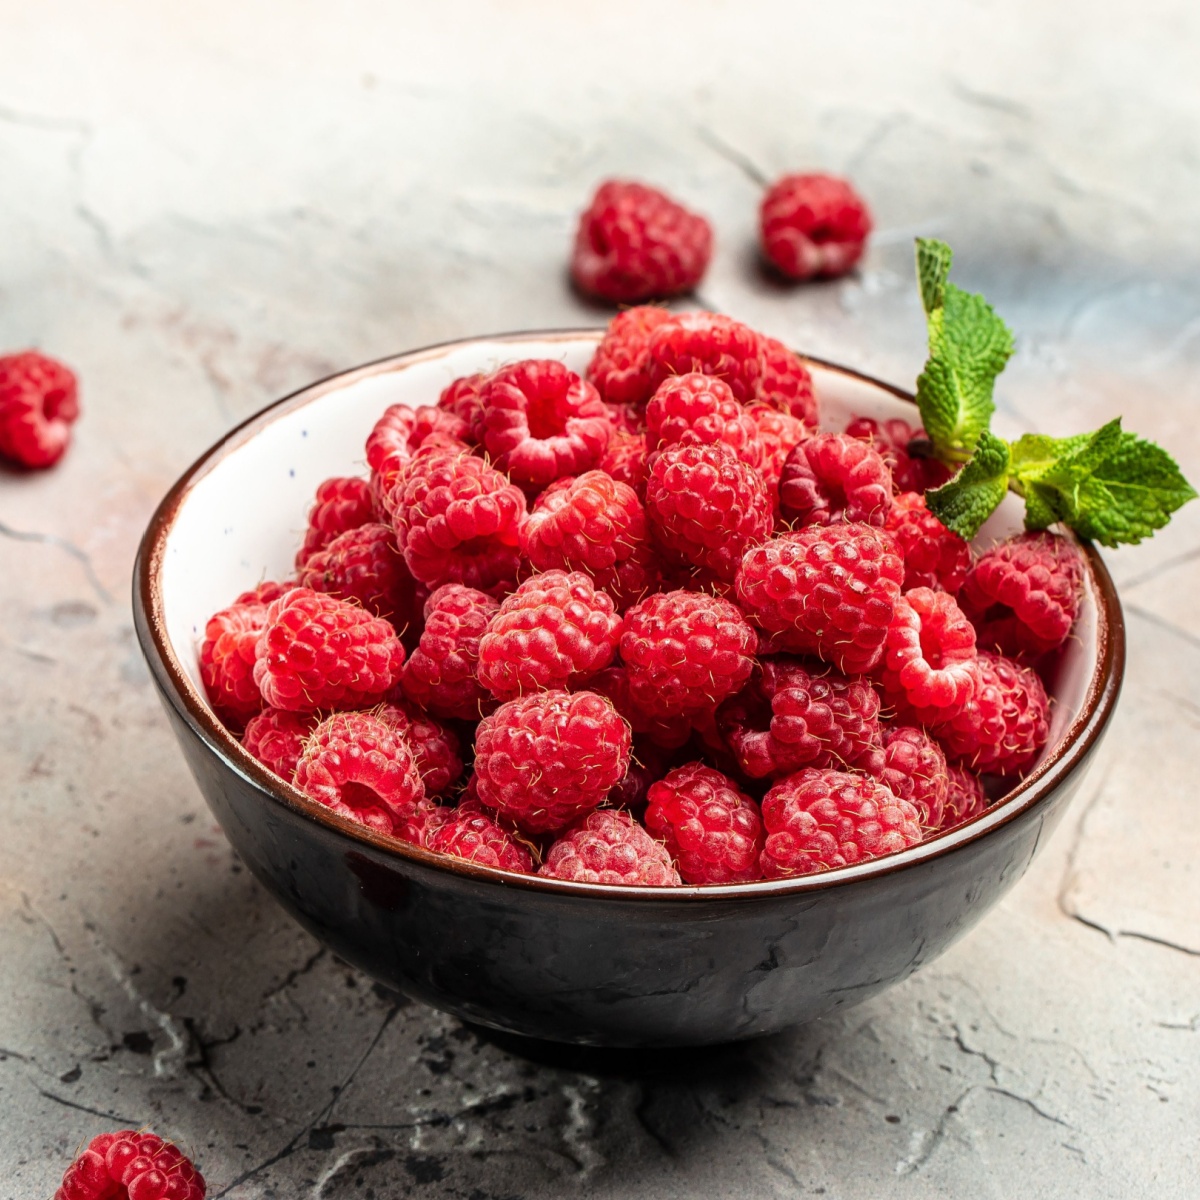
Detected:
[{"left": 2, "top": 2, "right": 1199, "bottom": 1196}]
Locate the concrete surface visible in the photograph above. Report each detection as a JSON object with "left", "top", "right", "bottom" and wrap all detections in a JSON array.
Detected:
[{"left": 2, "top": 2, "right": 1199, "bottom": 1196}]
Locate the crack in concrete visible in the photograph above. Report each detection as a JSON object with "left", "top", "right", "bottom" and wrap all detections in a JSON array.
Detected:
[
  {"left": 1125, "top": 602, "right": 1200, "bottom": 655},
  {"left": 694, "top": 125, "right": 770, "bottom": 188},
  {"left": 37, "top": 1087, "right": 139, "bottom": 1126},
  {"left": 0, "top": 521, "right": 110, "bottom": 603},
  {"left": 262, "top": 944, "right": 328, "bottom": 1000},
  {"left": 1118, "top": 544, "right": 1200, "bottom": 593},
  {"left": 896, "top": 1088, "right": 973, "bottom": 1176},
  {"left": 986, "top": 1086, "right": 1072, "bottom": 1129}
]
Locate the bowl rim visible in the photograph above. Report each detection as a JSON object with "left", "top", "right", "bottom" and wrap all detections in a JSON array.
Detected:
[{"left": 133, "top": 328, "right": 1126, "bottom": 902}]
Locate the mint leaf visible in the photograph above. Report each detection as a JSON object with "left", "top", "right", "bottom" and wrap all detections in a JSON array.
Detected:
[
  {"left": 916, "top": 237, "right": 952, "bottom": 314},
  {"left": 926, "top": 430, "right": 1012, "bottom": 540}
]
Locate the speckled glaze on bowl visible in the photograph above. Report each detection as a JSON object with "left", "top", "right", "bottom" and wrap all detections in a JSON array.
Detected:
[{"left": 133, "top": 331, "right": 1124, "bottom": 1047}]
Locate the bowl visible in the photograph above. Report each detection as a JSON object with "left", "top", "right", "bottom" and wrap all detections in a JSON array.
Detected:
[{"left": 133, "top": 330, "right": 1124, "bottom": 1047}]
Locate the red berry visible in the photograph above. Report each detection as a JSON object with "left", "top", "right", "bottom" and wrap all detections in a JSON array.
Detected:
[
  {"left": 586, "top": 305, "right": 674, "bottom": 406},
  {"left": 759, "top": 173, "right": 872, "bottom": 281},
  {"left": 644, "top": 762, "right": 764, "bottom": 884},
  {"left": 879, "top": 587, "right": 977, "bottom": 725},
  {"left": 756, "top": 336, "right": 818, "bottom": 425},
  {"left": 871, "top": 725, "right": 949, "bottom": 830},
  {"left": 748, "top": 403, "right": 812, "bottom": 510},
  {"left": 958, "top": 532, "right": 1084, "bottom": 660},
  {"left": 242, "top": 707, "right": 319, "bottom": 782},
  {"left": 474, "top": 689, "right": 631, "bottom": 834},
  {"left": 779, "top": 432, "right": 893, "bottom": 528},
  {"left": 933, "top": 652, "right": 1049, "bottom": 775},
  {"left": 438, "top": 372, "right": 489, "bottom": 427},
  {"left": 884, "top": 491, "right": 971, "bottom": 594},
  {"left": 398, "top": 583, "right": 499, "bottom": 719},
  {"left": 844, "top": 415, "right": 951, "bottom": 494},
  {"left": 539, "top": 809, "right": 680, "bottom": 886},
  {"left": 571, "top": 180, "right": 712, "bottom": 304},
  {"left": 377, "top": 701, "right": 464, "bottom": 798},
  {"left": 620, "top": 590, "right": 757, "bottom": 719},
  {"left": 474, "top": 359, "right": 612, "bottom": 490},
  {"left": 606, "top": 737, "right": 677, "bottom": 813},
  {"left": 760, "top": 768, "right": 921, "bottom": 878},
  {"left": 647, "top": 312, "right": 764, "bottom": 406},
  {"left": 735, "top": 525, "right": 904, "bottom": 674},
  {"left": 520, "top": 470, "right": 658, "bottom": 609},
  {"left": 294, "top": 711, "right": 425, "bottom": 835},
  {"left": 477, "top": 570, "right": 622, "bottom": 700},
  {"left": 253, "top": 588, "right": 405, "bottom": 712},
  {"left": 646, "top": 372, "right": 764, "bottom": 470},
  {"left": 597, "top": 430, "right": 650, "bottom": 496},
  {"left": 646, "top": 442, "right": 772, "bottom": 581},
  {"left": 426, "top": 804, "right": 534, "bottom": 872},
  {"left": 936, "top": 765, "right": 988, "bottom": 831},
  {"left": 388, "top": 448, "right": 526, "bottom": 595},
  {"left": 298, "top": 522, "right": 413, "bottom": 622},
  {"left": 53, "top": 1130, "right": 206, "bottom": 1200},
  {"left": 234, "top": 580, "right": 293, "bottom": 607},
  {"left": 0, "top": 350, "right": 79, "bottom": 468},
  {"left": 605, "top": 400, "right": 644, "bottom": 434},
  {"left": 589, "top": 665, "right": 695, "bottom": 749},
  {"left": 200, "top": 598, "right": 270, "bottom": 727},
  {"left": 295, "top": 476, "right": 375, "bottom": 570},
  {"left": 717, "top": 656, "right": 882, "bottom": 779}
]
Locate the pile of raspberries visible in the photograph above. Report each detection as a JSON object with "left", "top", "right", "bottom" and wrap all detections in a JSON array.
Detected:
[{"left": 200, "top": 308, "right": 1081, "bottom": 888}]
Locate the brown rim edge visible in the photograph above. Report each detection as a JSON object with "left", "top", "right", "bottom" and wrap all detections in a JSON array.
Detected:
[{"left": 133, "top": 329, "right": 1126, "bottom": 902}]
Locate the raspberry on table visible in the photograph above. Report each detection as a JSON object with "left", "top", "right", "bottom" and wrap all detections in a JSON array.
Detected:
[
  {"left": 716, "top": 656, "right": 882, "bottom": 779},
  {"left": 844, "top": 415, "right": 951, "bottom": 494},
  {"left": 0, "top": 350, "right": 79, "bottom": 469},
  {"left": 571, "top": 180, "right": 712, "bottom": 304},
  {"left": 53, "top": 1129, "right": 206, "bottom": 1200},
  {"left": 759, "top": 768, "right": 921, "bottom": 878},
  {"left": 398, "top": 583, "right": 499, "bottom": 719},
  {"left": 878, "top": 587, "right": 977, "bottom": 725},
  {"left": 647, "top": 312, "right": 764, "bottom": 406},
  {"left": 779, "top": 432, "right": 893, "bottom": 528},
  {"left": 759, "top": 173, "right": 873, "bottom": 281},
  {"left": 388, "top": 447, "right": 527, "bottom": 595},
  {"left": 298, "top": 522, "right": 413, "bottom": 623},
  {"left": 756, "top": 336, "right": 818, "bottom": 425},
  {"left": 884, "top": 491, "right": 972, "bottom": 594},
  {"left": 645, "top": 442, "right": 772, "bottom": 581},
  {"left": 748, "top": 403, "right": 811, "bottom": 510},
  {"left": 473, "top": 689, "right": 631, "bottom": 833},
  {"left": 472, "top": 359, "right": 612, "bottom": 491},
  {"left": 476, "top": 569, "right": 622, "bottom": 699},
  {"left": 426, "top": 802, "right": 534, "bottom": 872},
  {"left": 936, "top": 764, "right": 988, "bottom": 831},
  {"left": 253, "top": 587, "right": 406, "bottom": 712},
  {"left": 520, "top": 470, "right": 658, "bottom": 609},
  {"left": 295, "top": 476, "right": 376, "bottom": 570},
  {"left": 735, "top": 524, "right": 904, "bottom": 674},
  {"left": 242, "top": 707, "right": 319, "bottom": 782},
  {"left": 539, "top": 808, "right": 681, "bottom": 886},
  {"left": 294, "top": 710, "right": 426, "bottom": 835},
  {"left": 958, "top": 531, "right": 1084, "bottom": 660},
  {"left": 644, "top": 762, "right": 764, "bottom": 884},
  {"left": 200, "top": 597, "right": 273, "bottom": 727},
  {"left": 586, "top": 305, "right": 674, "bottom": 406},
  {"left": 646, "top": 372, "right": 764, "bottom": 470},
  {"left": 377, "top": 701, "right": 464, "bottom": 798},
  {"left": 598, "top": 430, "right": 650, "bottom": 496},
  {"left": 620, "top": 590, "right": 757, "bottom": 719},
  {"left": 871, "top": 725, "right": 949, "bottom": 830},
  {"left": 933, "top": 652, "right": 1050, "bottom": 775}
]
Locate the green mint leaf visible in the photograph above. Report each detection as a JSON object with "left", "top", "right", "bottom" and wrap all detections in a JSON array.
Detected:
[
  {"left": 916, "top": 238, "right": 953, "bottom": 314},
  {"left": 926, "top": 429, "right": 1012, "bottom": 540}
]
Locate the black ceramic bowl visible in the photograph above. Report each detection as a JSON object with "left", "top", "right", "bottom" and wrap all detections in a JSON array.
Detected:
[{"left": 133, "top": 331, "right": 1124, "bottom": 1047}]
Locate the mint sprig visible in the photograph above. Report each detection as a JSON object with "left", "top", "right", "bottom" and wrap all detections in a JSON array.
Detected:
[{"left": 912, "top": 239, "right": 1196, "bottom": 545}]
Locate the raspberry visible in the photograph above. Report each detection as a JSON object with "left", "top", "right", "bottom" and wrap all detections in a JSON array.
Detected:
[
  {"left": 520, "top": 470, "right": 658, "bottom": 609},
  {"left": 779, "top": 432, "right": 893, "bottom": 528},
  {"left": 586, "top": 305, "right": 674, "bottom": 406},
  {"left": 760, "top": 768, "right": 921, "bottom": 878},
  {"left": 872, "top": 725, "right": 949, "bottom": 830},
  {"left": 933, "top": 652, "right": 1050, "bottom": 775},
  {"left": 378, "top": 701, "right": 464, "bottom": 798},
  {"left": 937, "top": 765, "right": 987, "bottom": 831},
  {"left": 748, "top": 403, "right": 811, "bottom": 509},
  {"left": 620, "top": 590, "right": 756, "bottom": 719},
  {"left": 645, "top": 373, "right": 764, "bottom": 469},
  {"left": 644, "top": 762, "right": 764, "bottom": 884},
  {"left": 367, "top": 405, "right": 472, "bottom": 503},
  {"left": 242, "top": 707, "right": 319, "bottom": 782},
  {"left": 605, "top": 401, "right": 644, "bottom": 435},
  {"left": 735, "top": 525, "right": 904, "bottom": 674},
  {"left": 53, "top": 1130, "right": 205, "bottom": 1200},
  {"left": 438, "top": 372, "right": 489, "bottom": 427},
  {"left": 759, "top": 173, "right": 872, "bottom": 281},
  {"left": 879, "top": 587, "right": 977, "bottom": 725},
  {"left": 589, "top": 665, "right": 695, "bottom": 749},
  {"left": 756, "top": 336, "right": 818, "bottom": 425},
  {"left": 716, "top": 657, "right": 882, "bottom": 779},
  {"left": 844, "top": 416, "right": 951, "bottom": 494},
  {"left": 294, "top": 711, "right": 425, "bottom": 835},
  {"left": 476, "top": 570, "right": 622, "bottom": 699},
  {"left": 426, "top": 803, "right": 534, "bottom": 872},
  {"left": 295, "top": 476, "right": 376, "bottom": 569},
  {"left": 539, "top": 809, "right": 680, "bottom": 886},
  {"left": 398, "top": 583, "right": 499, "bottom": 719},
  {"left": 472, "top": 360, "right": 612, "bottom": 491},
  {"left": 0, "top": 350, "right": 79, "bottom": 468},
  {"left": 253, "top": 588, "right": 405, "bottom": 711},
  {"left": 884, "top": 491, "right": 972, "bottom": 594},
  {"left": 606, "top": 737, "right": 676, "bottom": 813},
  {"left": 389, "top": 448, "right": 526, "bottom": 595},
  {"left": 234, "top": 580, "right": 293, "bottom": 607},
  {"left": 597, "top": 430, "right": 650, "bottom": 495},
  {"left": 647, "top": 312, "right": 764, "bottom": 406},
  {"left": 958, "top": 532, "right": 1084, "bottom": 660},
  {"left": 645, "top": 442, "right": 772, "bottom": 581},
  {"left": 200, "top": 598, "right": 271, "bottom": 726},
  {"left": 298, "top": 522, "right": 412, "bottom": 623},
  {"left": 473, "top": 689, "right": 631, "bottom": 833},
  {"left": 571, "top": 180, "right": 712, "bottom": 304}
]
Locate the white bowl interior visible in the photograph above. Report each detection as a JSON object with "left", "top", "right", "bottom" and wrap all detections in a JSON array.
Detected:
[{"left": 159, "top": 336, "right": 1100, "bottom": 780}]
